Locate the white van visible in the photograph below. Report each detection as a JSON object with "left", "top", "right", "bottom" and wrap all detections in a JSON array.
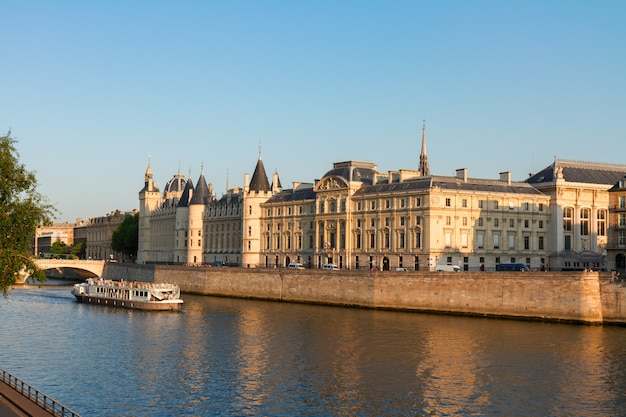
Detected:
[
  {"left": 287, "top": 263, "right": 305, "bottom": 270},
  {"left": 322, "top": 264, "right": 339, "bottom": 270},
  {"left": 435, "top": 264, "right": 461, "bottom": 272}
]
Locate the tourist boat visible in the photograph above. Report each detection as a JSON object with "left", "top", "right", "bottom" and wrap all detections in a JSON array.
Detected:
[{"left": 71, "top": 278, "right": 183, "bottom": 311}]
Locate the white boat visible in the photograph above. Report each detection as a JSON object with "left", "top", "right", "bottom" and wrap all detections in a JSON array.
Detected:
[{"left": 71, "top": 278, "right": 183, "bottom": 311}]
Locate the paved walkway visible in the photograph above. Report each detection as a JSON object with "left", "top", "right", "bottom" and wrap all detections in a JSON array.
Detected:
[{"left": 0, "top": 379, "right": 53, "bottom": 417}]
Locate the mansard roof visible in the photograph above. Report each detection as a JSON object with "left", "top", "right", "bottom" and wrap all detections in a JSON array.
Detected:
[
  {"left": 249, "top": 157, "right": 271, "bottom": 192},
  {"left": 264, "top": 186, "right": 316, "bottom": 204},
  {"left": 190, "top": 172, "right": 212, "bottom": 205},
  {"left": 527, "top": 160, "right": 626, "bottom": 186},
  {"left": 321, "top": 161, "right": 379, "bottom": 185},
  {"left": 353, "top": 175, "right": 545, "bottom": 197},
  {"left": 177, "top": 178, "right": 194, "bottom": 207}
]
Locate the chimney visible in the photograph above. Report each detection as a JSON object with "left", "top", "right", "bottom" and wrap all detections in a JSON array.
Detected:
[
  {"left": 456, "top": 168, "right": 467, "bottom": 182},
  {"left": 499, "top": 171, "right": 511, "bottom": 185}
]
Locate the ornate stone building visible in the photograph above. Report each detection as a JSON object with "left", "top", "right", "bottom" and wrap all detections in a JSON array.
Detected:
[
  {"left": 527, "top": 160, "right": 626, "bottom": 271},
  {"left": 608, "top": 175, "right": 626, "bottom": 272},
  {"left": 136, "top": 129, "right": 625, "bottom": 272}
]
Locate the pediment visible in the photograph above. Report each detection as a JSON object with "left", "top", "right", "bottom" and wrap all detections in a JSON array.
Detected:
[{"left": 315, "top": 176, "right": 348, "bottom": 191}]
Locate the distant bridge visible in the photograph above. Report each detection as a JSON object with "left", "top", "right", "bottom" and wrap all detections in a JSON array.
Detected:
[{"left": 32, "top": 259, "right": 106, "bottom": 279}]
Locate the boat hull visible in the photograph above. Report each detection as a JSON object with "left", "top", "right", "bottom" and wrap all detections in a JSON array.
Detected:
[{"left": 72, "top": 293, "right": 183, "bottom": 311}]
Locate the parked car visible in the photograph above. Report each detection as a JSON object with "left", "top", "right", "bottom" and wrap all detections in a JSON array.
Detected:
[
  {"left": 435, "top": 264, "right": 461, "bottom": 272},
  {"left": 322, "top": 264, "right": 339, "bottom": 270},
  {"left": 287, "top": 263, "right": 305, "bottom": 270}
]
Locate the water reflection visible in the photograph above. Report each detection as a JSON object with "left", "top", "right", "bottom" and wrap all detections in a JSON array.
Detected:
[{"left": 1, "top": 288, "right": 626, "bottom": 416}]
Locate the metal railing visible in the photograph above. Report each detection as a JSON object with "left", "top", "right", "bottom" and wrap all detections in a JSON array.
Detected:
[{"left": 1, "top": 368, "right": 81, "bottom": 417}]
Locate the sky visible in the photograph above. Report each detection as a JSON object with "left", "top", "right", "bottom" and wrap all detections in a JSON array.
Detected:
[{"left": 2, "top": 1, "right": 625, "bottom": 223}]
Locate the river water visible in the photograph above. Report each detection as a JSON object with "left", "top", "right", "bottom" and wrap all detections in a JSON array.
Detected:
[{"left": 1, "top": 283, "right": 626, "bottom": 417}]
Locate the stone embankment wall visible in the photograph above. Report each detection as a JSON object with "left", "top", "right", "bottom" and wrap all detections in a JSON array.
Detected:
[{"left": 103, "top": 263, "right": 626, "bottom": 324}]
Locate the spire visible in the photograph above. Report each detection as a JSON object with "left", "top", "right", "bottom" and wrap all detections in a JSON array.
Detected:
[
  {"left": 249, "top": 153, "right": 271, "bottom": 193},
  {"left": 418, "top": 120, "right": 430, "bottom": 176},
  {"left": 141, "top": 156, "right": 159, "bottom": 192},
  {"left": 190, "top": 170, "right": 211, "bottom": 205}
]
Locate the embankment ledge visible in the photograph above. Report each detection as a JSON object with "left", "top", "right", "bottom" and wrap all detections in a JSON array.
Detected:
[{"left": 103, "top": 263, "right": 626, "bottom": 324}]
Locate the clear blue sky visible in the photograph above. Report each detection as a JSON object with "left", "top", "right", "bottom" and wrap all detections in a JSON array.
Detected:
[{"left": 2, "top": 1, "right": 625, "bottom": 223}]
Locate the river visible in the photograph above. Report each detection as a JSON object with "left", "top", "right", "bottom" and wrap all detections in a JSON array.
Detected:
[{"left": 1, "top": 283, "right": 626, "bottom": 416}]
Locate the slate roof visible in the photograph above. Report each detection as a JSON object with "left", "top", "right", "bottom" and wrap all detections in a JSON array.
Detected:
[
  {"left": 177, "top": 178, "right": 194, "bottom": 207},
  {"left": 353, "top": 176, "right": 545, "bottom": 197},
  {"left": 190, "top": 172, "right": 212, "bottom": 205},
  {"left": 322, "top": 162, "right": 378, "bottom": 185},
  {"left": 265, "top": 187, "right": 316, "bottom": 204},
  {"left": 527, "top": 160, "right": 626, "bottom": 186},
  {"left": 249, "top": 157, "right": 271, "bottom": 192}
]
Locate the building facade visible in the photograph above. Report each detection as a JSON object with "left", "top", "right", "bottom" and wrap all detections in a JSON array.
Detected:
[
  {"left": 138, "top": 126, "right": 626, "bottom": 271},
  {"left": 608, "top": 175, "right": 626, "bottom": 272},
  {"left": 526, "top": 160, "right": 626, "bottom": 271}
]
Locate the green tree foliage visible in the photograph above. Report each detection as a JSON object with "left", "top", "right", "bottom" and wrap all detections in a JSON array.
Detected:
[
  {"left": 111, "top": 212, "right": 139, "bottom": 261},
  {"left": 50, "top": 239, "right": 71, "bottom": 255},
  {"left": 0, "top": 133, "right": 56, "bottom": 294},
  {"left": 71, "top": 242, "right": 86, "bottom": 259}
]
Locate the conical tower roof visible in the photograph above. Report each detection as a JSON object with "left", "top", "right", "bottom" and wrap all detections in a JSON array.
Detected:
[
  {"left": 249, "top": 156, "right": 271, "bottom": 192},
  {"left": 177, "top": 177, "right": 194, "bottom": 207},
  {"left": 190, "top": 171, "right": 212, "bottom": 205}
]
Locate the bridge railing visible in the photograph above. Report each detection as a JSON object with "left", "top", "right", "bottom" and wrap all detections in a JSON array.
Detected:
[{"left": 1, "top": 368, "right": 81, "bottom": 417}]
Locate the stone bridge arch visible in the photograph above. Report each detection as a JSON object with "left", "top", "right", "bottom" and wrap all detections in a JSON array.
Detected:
[{"left": 32, "top": 259, "right": 106, "bottom": 280}]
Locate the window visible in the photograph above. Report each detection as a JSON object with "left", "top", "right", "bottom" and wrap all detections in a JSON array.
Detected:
[
  {"left": 370, "top": 218, "right": 376, "bottom": 227},
  {"left": 477, "top": 233, "right": 484, "bottom": 248},
  {"left": 385, "top": 199, "right": 390, "bottom": 209},
  {"left": 400, "top": 216, "right": 405, "bottom": 226},
  {"left": 478, "top": 200, "right": 485, "bottom": 209},
  {"left": 620, "top": 213, "right": 626, "bottom": 227},
  {"left": 619, "top": 231, "right": 626, "bottom": 248},
  {"left": 357, "top": 202, "right": 362, "bottom": 211},
  {"left": 416, "top": 216, "right": 421, "bottom": 226},
  {"left": 524, "top": 202, "right": 530, "bottom": 211},
  {"left": 445, "top": 232, "right": 451, "bottom": 248},
  {"left": 539, "top": 220, "right": 544, "bottom": 229},
  {"left": 356, "top": 233, "right": 361, "bottom": 249},
  {"left": 494, "top": 234, "right": 500, "bottom": 249},
  {"left": 524, "top": 219, "right": 529, "bottom": 228},
  {"left": 462, "top": 199, "right": 467, "bottom": 208},
  {"left": 357, "top": 219, "right": 362, "bottom": 228},
  {"left": 445, "top": 198, "right": 451, "bottom": 207},
  {"left": 539, "top": 203, "right": 544, "bottom": 211},
  {"left": 494, "top": 201, "right": 499, "bottom": 209},
  {"left": 563, "top": 207, "right": 573, "bottom": 231},
  {"left": 462, "top": 217, "right": 468, "bottom": 226},
  {"left": 509, "top": 234, "right": 515, "bottom": 249},
  {"left": 384, "top": 231, "right": 390, "bottom": 248},
  {"left": 446, "top": 216, "right": 451, "bottom": 225},
  {"left": 400, "top": 198, "right": 406, "bottom": 208},
  {"left": 371, "top": 201, "right": 376, "bottom": 210},
  {"left": 416, "top": 197, "right": 421, "bottom": 207},
  {"left": 370, "top": 233, "right": 375, "bottom": 249},
  {"left": 478, "top": 218, "right": 484, "bottom": 227},
  {"left": 620, "top": 196, "right": 626, "bottom": 209},
  {"left": 580, "top": 208, "right": 590, "bottom": 236},
  {"left": 494, "top": 218, "right": 499, "bottom": 227},
  {"left": 399, "top": 232, "right": 405, "bottom": 248},
  {"left": 461, "top": 232, "right": 468, "bottom": 248},
  {"left": 524, "top": 236, "right": 530, "bottom": 250},
  {"left": 385, "top": 217, "right": 391, "bottom": 227},
  {"left": 509, "top": 219, "right": 515, "bottom": 228},
  {"left": 538, "top": 236, "right": 544, "bottom": 250},
  {"left": 597, "top": 210, "right": 606, "bottom": 236},
  {"left": 415, "top": 232, "right": 421, "bottom": 248}
]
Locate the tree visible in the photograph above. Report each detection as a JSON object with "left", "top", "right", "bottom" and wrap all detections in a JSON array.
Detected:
[
  {"left": 71, "top": 242, "right": 86, "bottom": 259},
  {"left": 50, "top": 239, "right": 71, "bottom": 255},
  {"left": 111, "top": 212, "right": 139, "bottom": 261},
  {"left": 0, "top": 132, "right": 56, "bottom": 294}
]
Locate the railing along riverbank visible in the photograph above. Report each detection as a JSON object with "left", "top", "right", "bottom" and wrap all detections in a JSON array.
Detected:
[{"left": 1, "top": 368, "right": 81, "bottom": 417}]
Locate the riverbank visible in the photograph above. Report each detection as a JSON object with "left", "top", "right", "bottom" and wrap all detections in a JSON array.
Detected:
[{"left": 103, "top": 263, "right": 626, "bottom": 325}]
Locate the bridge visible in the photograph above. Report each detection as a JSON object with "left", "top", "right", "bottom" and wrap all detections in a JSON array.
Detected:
[{"left": 31, "top": 259, "right": 106, "bottom": 280}]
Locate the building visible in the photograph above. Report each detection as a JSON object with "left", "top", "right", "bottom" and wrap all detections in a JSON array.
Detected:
[
  {"left": 138, "top": 155, "right": 279, "bottom": 267},
  {"left": 608, "top": 175, "right": 626, "bottom": 272},
  {"left": 527, "top": 160, "right": 626, "bottom": 271},
  {"left": 85, "top": 210, "right": 137, "bottom": 261},
  {"left": 138, "top": 124, "right": 575, "bottom": 271}
]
